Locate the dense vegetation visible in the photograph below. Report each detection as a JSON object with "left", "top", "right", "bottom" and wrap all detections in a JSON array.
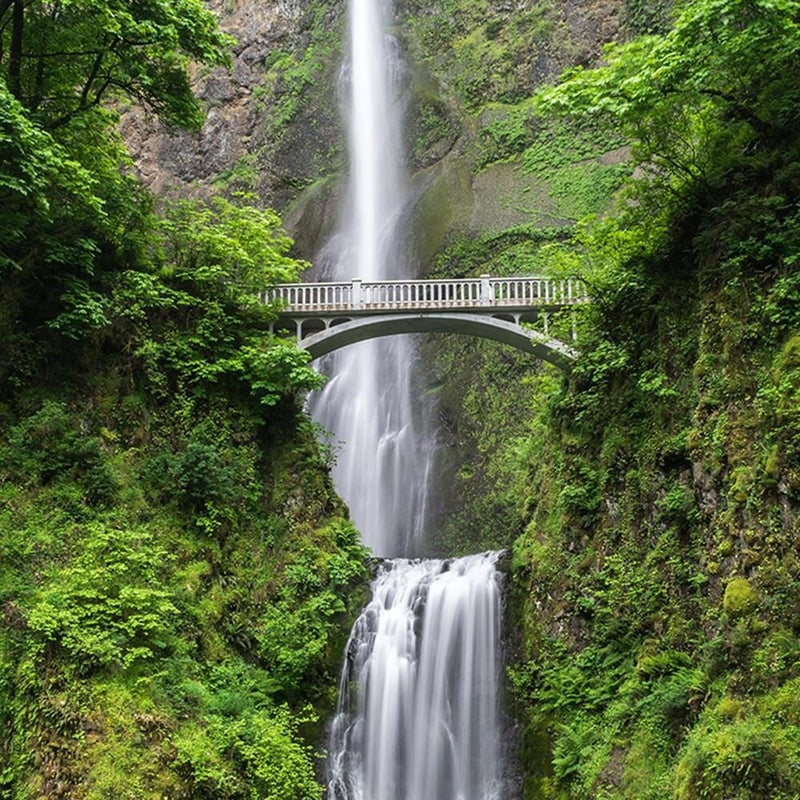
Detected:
[
  {"left": 333, "top": 0, "right": 800, "bottom": 796},
  {"left": 3, "top": 0, "right": 800, "bottom": 797},
  {"left": 453, "top": 0, "right": 800, "bottom": 796},
  {"left": 0, "top": 1, "right": 368, "bottom": 796}
]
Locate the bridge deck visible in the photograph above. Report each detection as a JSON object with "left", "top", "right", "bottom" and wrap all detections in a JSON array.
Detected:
[{"left": 263, "top": 275, "right": 587, "bottom": 316}]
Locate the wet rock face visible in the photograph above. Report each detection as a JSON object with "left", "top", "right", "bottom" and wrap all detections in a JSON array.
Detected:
[
  {"left": 121, "top": 0, "right": 345, "bottom": 207},
  {"left": 123, "top": 0, "right": 628, "bottom": 223}
]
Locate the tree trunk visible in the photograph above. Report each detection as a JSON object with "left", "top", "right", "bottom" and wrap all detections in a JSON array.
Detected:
[{"left": 8, "top": 0, "right": 24, "bottom": 100}]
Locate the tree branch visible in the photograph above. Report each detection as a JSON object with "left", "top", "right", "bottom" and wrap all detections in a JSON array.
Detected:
[
  {"left": 80, "top": 49, "right": 104, "bottom": 106},
  {"left": 30, "top": 0, "right": 56, "bottom": 112},
  {"left": 8, "top": 0, "right": 24, "bottom": 99},
  {"left": 696, "top": 88, "right": 777, "bottom": 138},
  {"left": 46, "top": 73, "right": 113, "bottom": 130},
  {"left": 22, "top": 47, "right": 106, "bottom": 58}
]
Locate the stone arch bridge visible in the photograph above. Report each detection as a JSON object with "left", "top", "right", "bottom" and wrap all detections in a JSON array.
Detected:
[{"left": 263, "top": 275, "right": 587, "bottom": 370}]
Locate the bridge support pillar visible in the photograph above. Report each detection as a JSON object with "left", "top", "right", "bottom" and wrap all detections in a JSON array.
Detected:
[
  {"left": 480, "top": 274, "right": 492, "bottom": 304},
  {"left": 352, "top": 279, "right": 363, "bottom": 309}
]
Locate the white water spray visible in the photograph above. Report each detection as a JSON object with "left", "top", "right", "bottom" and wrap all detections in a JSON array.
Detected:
[
  {"left": 310, "top": 0, "right": 434, "bottom": 558},
  {"left": 317, "top": 2, "right": 511, "bottom": 795},
  {"left": 328, "top": 553, "right": 504, "bottom": 800}
]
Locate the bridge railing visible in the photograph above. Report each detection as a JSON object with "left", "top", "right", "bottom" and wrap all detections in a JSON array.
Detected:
[{"left": 263, "top": 275, "right": 587, "bottom": 312}]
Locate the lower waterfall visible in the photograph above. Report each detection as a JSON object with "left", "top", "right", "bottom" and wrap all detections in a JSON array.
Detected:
[{"left": 328, "top": 552, "right": 503, "bottom": 800}]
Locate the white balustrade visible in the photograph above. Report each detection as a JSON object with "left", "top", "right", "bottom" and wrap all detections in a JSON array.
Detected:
[{"left": 264, "top": 276, "right": 588, "bottom": 313}]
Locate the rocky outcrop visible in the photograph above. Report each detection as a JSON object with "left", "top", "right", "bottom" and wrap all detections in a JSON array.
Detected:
[
  {"left": 122, "top": 0, "right": 631, "bottom": 259},
  {"left": 121, "top": 0, "right": 345, "bottom": 210}
]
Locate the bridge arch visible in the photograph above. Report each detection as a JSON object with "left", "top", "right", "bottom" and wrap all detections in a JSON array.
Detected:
[{"left": 298, "top": 312, "right": 578, "bottom": 370}]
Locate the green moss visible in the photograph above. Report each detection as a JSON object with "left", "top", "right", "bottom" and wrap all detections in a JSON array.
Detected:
[
  {"left": 246, "top": 4, "right": 345, "bottom": 197},
  {"left": 520, "top": 721, "right": 555, "bottom": 800},
  {"left": 674, "top": 684, "right": 800, "bottom": 800},
  {"left": 717, "top": 695, "right": 746, "bottom": 721},
  {"left": 729, "top": 466, "right": 755, "bottom": 505},
  {"left": 718, "top": 537, "right": 734, "bottom": 557},
  {"left": 763, "top": 445, "right": 781, "bottom": 483},
  {"left": 211, "top": 153, "right": 259, "bottom": 192},
  {"left": 724, "top": 577, "right": 760, "bottom": 618},
  {"left": 776, "top": 334, "right": 800, "bottom": 369}
]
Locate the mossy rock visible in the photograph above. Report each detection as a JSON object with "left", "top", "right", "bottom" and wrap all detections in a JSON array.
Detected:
[
  {"left": 716, "top": 695, "right": 746, "bottom": 721},
  {"left": 776, "top": 334, "right": 800, "bottom": 370},
  {"left": 728, "top": 465, "right": 754, "bottom": 504},
  {"left": 763, "top": 445, "right": 781, "bottom": 485},
  {"left": 723, "top": 577, "right": 759, "bottom": 618}
]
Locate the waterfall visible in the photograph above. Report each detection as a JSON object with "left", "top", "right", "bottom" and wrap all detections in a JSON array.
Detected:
[
  {"left": 309, "top": 0, "right": 434, "bottom": 558},
  {"left": 316, "top": 1, "right": 510, "bottom": 796},
  {"left": 328, "top": 553, "right": 504, "bottom": 800}
]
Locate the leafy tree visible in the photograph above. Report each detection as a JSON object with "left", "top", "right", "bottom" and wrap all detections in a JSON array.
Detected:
[
  {"left": 0, "top": 0, "right": 232, "bottom": 130},
  {"left": 0, "top": 1, "right": 322, "bottom": 415},
  {"left": 105, "top": 196, "right": 324, "bottom": 411},
  {"left": 535, "top": 0, "right": 800, "bottom": 195},
  {"left": 0, "top": 80, "right": 104, "bottom": 270},
  {"left": 0, "top": 0, "right": 232, "bottom": 317}
]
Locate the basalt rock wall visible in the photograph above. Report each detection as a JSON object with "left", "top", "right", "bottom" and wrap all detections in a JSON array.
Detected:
[{"left": 123, "top": 0, "right": 641, "bottom": 263}]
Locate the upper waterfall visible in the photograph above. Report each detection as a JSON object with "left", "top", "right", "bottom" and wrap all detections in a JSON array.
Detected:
[
  {"left": 348, "top": 0, "right": 405, "bottom": 282},
  {"left": 309, "top": 0, "right": 435, "bottom": 557}
]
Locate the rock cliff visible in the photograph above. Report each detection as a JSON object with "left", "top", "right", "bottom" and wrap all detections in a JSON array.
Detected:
[{"left": 122, "top": 0, "right": 637, "bottom": 261}]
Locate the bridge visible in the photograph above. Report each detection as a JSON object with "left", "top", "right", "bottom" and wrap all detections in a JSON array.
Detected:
[{"left": 263, "top": 275, "right": 587, "bottom": 369}]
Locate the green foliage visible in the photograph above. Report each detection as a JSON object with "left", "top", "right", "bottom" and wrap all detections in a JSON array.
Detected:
[
  {"left": 675, "top": 680, "right": 800, "bottom": 800},
  {"left": 402, "top": 0, "right": 559, "bottom": 110},
  {"left": 0, "top": 0, "right": 233, "bottom": 369},
  {"left": 27, "top": 525, "right": 178, "bottom": 670},
  {"left": 0, "top": 0, "right": 232, "bottom": 131},
  {"left": 0, "top": 3, "right": 357, "bottom": 797},
  {"left": 105, "top": 195, "right": 324, "bottom": 410},
  {"left": 535, "top": 0, "right": 800, "bottom": 200},
  {"left": 723, "top": 577, "right": 759, "bottom": 618},
  {"left": 490, "top": 3, "right": 800, "bottom": 798},
  {"left": 0, "top": 82, "right": 102, "bottom": 272},
  {"left": 509, "top": 190, "right": 800, "bottom": 795},
  {"left": 1, "top": 400, "right": 117, "bottom": 503},
  {"left": 0, "top": 83, "right": 153, "bottom": 342},
  {"left": 140, "top": 426, "right": 262, "bottom": 536},
  {"left": 173, "top": 704, "right": 322, "bottom": 799},
  {"left": 0, "top": 397, "right": 367, "bottom": 796},
  {"left": 158, "top": 195, "right": 302, "bottom": 287}
]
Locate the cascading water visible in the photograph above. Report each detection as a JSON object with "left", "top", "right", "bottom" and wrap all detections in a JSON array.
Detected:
[
  {"left": 318, "top": 1, "right": 511, "bottom": 796},
  {"left": 310, "top": 0, "right": 434, "bottom": 557},
  {"left": 328, "top": 553, "right": 503, "bottom": 800}
]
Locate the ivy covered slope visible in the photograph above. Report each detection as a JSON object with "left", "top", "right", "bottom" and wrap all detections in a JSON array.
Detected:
[
  {"left": 0, "top": 3, "right": 366, "bottom": 797},
  {"left": 505, "top": 1, "right": 800, "bottom": 798}
]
